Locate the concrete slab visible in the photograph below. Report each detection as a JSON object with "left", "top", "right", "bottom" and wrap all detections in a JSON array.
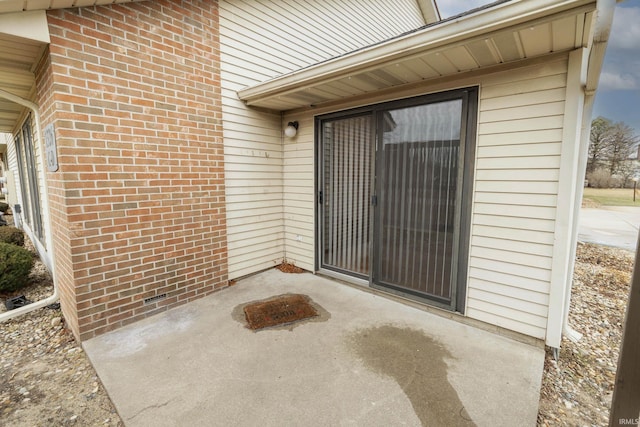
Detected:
[
  {"left": 578, "top": 206, "right": 640, "bottom": 251},
  {"left": 84, "top": 270, "right": 545, "bottom": 427}
]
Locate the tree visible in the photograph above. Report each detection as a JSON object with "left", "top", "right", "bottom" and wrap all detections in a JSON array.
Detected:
[
  {"left": 616, "top": 159, "right": 640, "bottom": 188},
  {"left": 608, "top": 121, "right": 639, "bottom": 178},
  {"left": 587, "top": 117, "right": 639, "bottom": 187},
  {"left": 588, "top": 116, "right": 613, "bottom": 174}
]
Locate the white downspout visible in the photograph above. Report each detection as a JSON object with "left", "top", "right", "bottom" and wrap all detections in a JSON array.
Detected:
[
  {"left": 562, "top": 0, "right": 617, "bottom": 343},
  {"left": 0, "top": 88, "right": 59, "bottom": 322}
]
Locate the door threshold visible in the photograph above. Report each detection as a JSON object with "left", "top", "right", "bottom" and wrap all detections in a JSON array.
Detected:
[{"left": 317, "top": 268, "right": 369, "bottom": 288}]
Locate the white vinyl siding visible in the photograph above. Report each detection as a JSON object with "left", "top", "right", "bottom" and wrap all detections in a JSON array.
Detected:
[
  {"left": 466, "top": 58, "right": 568, "bottom": 339},
  {"left": 220, "top": 0, "right": 424, "bottom": 278},
  {"left": 283, "top": 56, "right": 569, "bottom": 339},
  {"left": 283, "top": 116, "right": 316, "bottom": 270},
  {"left": 5, "top": 133, "right": 22, "bottom": 205}
]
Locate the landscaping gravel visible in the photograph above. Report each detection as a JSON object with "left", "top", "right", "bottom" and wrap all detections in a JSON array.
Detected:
[
  {"left": 0, "top": 240, "right": 633, "bottom": 426},
  {"left": 0, "top": 258, "right": 123, "bottom": 426},
  {"left": 537, "top": 242, "right": 633, "bottom": 426}
]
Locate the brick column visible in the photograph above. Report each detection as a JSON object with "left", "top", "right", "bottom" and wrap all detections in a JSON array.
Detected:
[{"left": 36, "top": 0, "right": 227, "bottom": 340}]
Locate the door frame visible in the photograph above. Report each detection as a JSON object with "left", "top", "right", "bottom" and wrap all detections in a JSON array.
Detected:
[{"left": 315, "top": 87, "right": 478, "bottom": 313}]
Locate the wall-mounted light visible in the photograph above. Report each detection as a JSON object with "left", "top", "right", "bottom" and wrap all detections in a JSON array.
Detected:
[{"left": 284, "top": 121, "right": 299, "bottom": 138}]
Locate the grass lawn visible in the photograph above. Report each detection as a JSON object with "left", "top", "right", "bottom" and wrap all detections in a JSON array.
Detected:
[{"left": 583, "top": 187, "right": 640, "bottom": 207}]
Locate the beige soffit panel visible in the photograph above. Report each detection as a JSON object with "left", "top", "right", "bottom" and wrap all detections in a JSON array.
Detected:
[
  {"left": 0, "top": 0, "right": 143, "bottom": 14},
  {"left": 0, "top": 10, "right": 50, "bottom": 132}
]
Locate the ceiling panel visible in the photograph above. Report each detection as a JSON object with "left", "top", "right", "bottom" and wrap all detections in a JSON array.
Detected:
[
  {"left": 398, "top": 57, "right": 440, "bottom": 80},
  {"left": 26, "top": 0, "right": 52, "bottom": 10},
  {"left": 423, "top": 52, "right": 457, "bottom": 75},
  {"left": 519, "top": 24, "right": 553, "bottom": 58},
  {"left": 467, "top": 39, "right": 500, "bottom": 67},
  {"left": 492, "top": 32, "right": 523, "bottom": 63},
  {"left": 444, "top": 46, "right": 479, "bottom": 72},
  {"left": 1, "top": 0, "right": 145, "bottom": 13},
  {"left": 0, "top": 33, "right": 41, "bottom": 132},
  {"left": 381, "top": 63, "right": 422, "bottom": 84},
  {"left": 552, "top": 16, "right": 579, "bottom": 51}
]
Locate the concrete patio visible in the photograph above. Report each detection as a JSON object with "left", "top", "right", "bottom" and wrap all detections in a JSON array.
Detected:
[{"left": 84, "top": 269, "right": 545, "bottom": 427}]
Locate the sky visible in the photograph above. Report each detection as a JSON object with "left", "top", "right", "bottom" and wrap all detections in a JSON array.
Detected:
[{"left": 437, "top": 0, "right": 640, "bottom": 135}]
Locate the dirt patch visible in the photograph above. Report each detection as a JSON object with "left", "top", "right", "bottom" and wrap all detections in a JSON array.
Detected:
[
  {"left": 348, "top": 325, "right": 475, "bottom": 426},
  {"left": 275, "top": 262, "right": 304, "bottom": 274}
]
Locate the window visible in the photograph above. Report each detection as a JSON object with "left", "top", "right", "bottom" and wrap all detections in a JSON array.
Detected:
[{"left": 14, "top": 116, "right": 44, "bottom": 242}]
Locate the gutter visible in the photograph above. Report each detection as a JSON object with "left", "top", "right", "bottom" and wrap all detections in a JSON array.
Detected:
[
  {"left": 0, "top": 88, "right": 59, "bottom": 322},
  {"left": 562, "top": 0, "right": 616, "bottom": 343}
]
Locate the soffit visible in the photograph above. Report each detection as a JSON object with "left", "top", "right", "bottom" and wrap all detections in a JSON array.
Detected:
[
  {"left": 0, "top": 1, "right": 144, "bottom": 133},
  {"left": 0, "top": 0, "right": 142, "bottom": 14},
  {"left": 238, "top": 0, "right": 597, "bottom": 112},
  {"left": 0, "top": 32, "right": 43, "bottom": 132}
]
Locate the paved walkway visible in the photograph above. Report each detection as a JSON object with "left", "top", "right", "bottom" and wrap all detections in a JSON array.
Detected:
[
  {"left": 84, "top": 269, "right": 544, "bottom": 427},
  {"left": 578, "top": 206, "right": 640, "bottom": 251}
]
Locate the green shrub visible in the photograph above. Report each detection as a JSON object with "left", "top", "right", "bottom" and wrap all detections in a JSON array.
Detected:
[
  {"left": 0, "top": 202, "right": 8, "bottom": 213},
  {"left": 0, "top": 242, "right": 34, "bottom": 293},
  {"left": 0, "top": 226, "right": 24, "bottom": 246}
]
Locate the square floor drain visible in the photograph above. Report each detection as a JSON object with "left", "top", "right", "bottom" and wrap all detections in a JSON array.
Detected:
[{"left": 243, "top": 294, "right": 318, "bottom": 330}]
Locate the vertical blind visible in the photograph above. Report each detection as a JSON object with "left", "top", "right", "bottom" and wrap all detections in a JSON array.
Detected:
[
  {"left": 322, "top": 115, "right": 372, "bottom": 276},
  {"left": 378, "top": 100, "right": 462, "bottom": 301}
]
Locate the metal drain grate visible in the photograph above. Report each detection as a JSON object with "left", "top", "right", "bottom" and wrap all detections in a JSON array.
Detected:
[{"left": 243, "top": 294, "right": 318, "bottom": 330}]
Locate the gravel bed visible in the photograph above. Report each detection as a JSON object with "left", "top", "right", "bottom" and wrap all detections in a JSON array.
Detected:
[
  {"left": 537, "top": 242, "right": 633, "bottom": 426},
  {"left": 0, "top": 237, "right": 123, "bottom": 426},
  {"left": 0, "top": 237, "right": 632, "bottom": 426}
]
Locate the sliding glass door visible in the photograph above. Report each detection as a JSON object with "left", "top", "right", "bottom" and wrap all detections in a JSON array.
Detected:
[{"left": 318, "top": 88, "right": 477, "bottom": 311}]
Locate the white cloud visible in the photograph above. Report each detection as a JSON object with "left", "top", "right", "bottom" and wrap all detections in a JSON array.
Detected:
[
  {"left": 597, "top": 3, "right": 640, "bottom": 92},
  {"left": 608, "top": 6, "right": 640, "bottom": 50},
  {"left": 599, "top": 71, "right": 639, "bottom": 90}
]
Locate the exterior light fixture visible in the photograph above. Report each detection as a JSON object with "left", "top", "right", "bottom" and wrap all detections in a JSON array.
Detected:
[{"left": 284, "top": 121, "right": 299, "bottom": 138}]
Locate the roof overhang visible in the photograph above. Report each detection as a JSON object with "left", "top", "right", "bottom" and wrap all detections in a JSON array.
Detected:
[
  {"left": 0, "top": 0, "right": 145, "bottom": 133},
  {"left": 0, "top": 11, "right": 49, "bottom": 133},
  {"left": 238, "top": 0, "right": 599, "bottom": 112},
  {"left": 0, "top": 0, "right": 142, "bottom": 14}
]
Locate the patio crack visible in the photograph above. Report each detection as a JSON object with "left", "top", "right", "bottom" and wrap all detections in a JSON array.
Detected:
[{"left": 126, "top": 397, "right": 176, "bottom": 422}]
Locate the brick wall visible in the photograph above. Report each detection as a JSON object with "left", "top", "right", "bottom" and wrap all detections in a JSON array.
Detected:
[
  {"left": 35, "top": 48, "right": 81, "bottom": 337},
  {"left": 36, "top": 0, "right": 228, "bottom": 340}
]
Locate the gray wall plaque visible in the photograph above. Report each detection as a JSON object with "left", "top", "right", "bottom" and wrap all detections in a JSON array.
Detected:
[{"left": 44, "top": 123, "right": 58, "bottom": 172}]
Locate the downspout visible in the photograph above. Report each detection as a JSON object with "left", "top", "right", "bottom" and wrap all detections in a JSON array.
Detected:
[
  {"left": 562, "top": 0, "right": 616, "bottom": 342},
  {"left": 0, "top": 88, "right": 59, "bottom": 322}
]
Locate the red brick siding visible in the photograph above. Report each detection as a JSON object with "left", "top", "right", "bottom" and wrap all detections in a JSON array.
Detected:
[
  {"left": 40, "top": 0, "right": 227, "bottom": 340},
  {"left": 35, "top": 48, "right": 81, "bottom": 338}
]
